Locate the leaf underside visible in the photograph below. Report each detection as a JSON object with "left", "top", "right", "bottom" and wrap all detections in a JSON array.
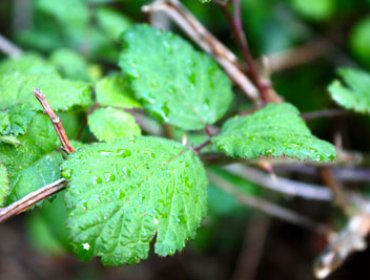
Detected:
[
  {"left": 119, "top": 24, "right": 233, "bottom": 130},
  {"left": 62, "top": 136, "right": 208, "bottom": 265},
  {"left": 212, "top": 103, "right": 336, "bottom": 162}
]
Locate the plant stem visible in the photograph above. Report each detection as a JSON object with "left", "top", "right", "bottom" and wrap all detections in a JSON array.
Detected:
[
  {"left": 224, "top": 164, "right": 333, "bottom": 201},
  {"left": 0, "top": 33, "right": 23, "bottom": 57},
  {"left": 0, "top": 179, "right": 67, "bottom": 223},
  {"left": 34, "top": 89, "right": 75, "bottom": 153},
  {"left": 193, "top": 138, "right": 212, "bottom": 153},
  {"left": 218, "top": 0, "right": 280, "bottom": 103},
  {"left": 208, "top": 171, "right": 331, "bottom": 235}
]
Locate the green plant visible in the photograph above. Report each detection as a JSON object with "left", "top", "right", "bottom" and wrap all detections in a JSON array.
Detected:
[{"left": 1, "top": 0, "right": 370, "bottom": 279}]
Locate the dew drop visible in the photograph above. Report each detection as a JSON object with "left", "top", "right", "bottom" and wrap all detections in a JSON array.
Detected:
[
  {"left": 122, "top": 167, "right": 131, "bottom": 177},
  {"left": 82, "top": 243, "right": 90, "bottom": 250},
  {"left": 265, "top": 148, "right": 274, "bottom": 156},
  {"left": 116, "top": 148, "right": 131, "bottom": 158},
  {"left": 104, "top": 173, "right": 116, "bottom": 182},
  {"left": 62, "top": 168, "right": 73, "bottom": 179},
  {"left": 93, "top": 176, "right": 103, "bottom": 185}
]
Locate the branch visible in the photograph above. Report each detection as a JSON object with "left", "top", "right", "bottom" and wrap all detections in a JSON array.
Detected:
[
  {"left": 208, "top": 171, "right": 331, "bottom": 235},
  {"left": 0, "top": 179, "right": 67, "bottom": 223},
  {"left": 302, "top": 109, "right": 349, "bottom": 120},
  {"left": 142, "top": 0, "right": 260, "bottom": 103},
  {"left": 0, "top": 34, "right": 23, "bottom": 58},
  {"left": 224, "top": 164, "right": 333, "bottom": 201},
  {"left": 218, "top": 0, "right": 281, "bottom": 103},
  {"left": 266, "top": 40, "right": 330, "bottom": 73},
  {"left": 34, "top": 89, "right": 75, "bottom": 153}
]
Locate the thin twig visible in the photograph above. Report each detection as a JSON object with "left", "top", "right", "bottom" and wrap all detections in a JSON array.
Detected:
[
  {"left": 266, "top": 40, "right": 330, "bottom": 73},
  {"left": 34, "top": 89, "right": 75, "bottom": 153},
  {"left": 208, "top": 171, "right": 331, "bottom": 235},
  {"left": 233, "top": 214, "right": 270, "bottom": 280},
  {"left": 142, "top": 0, "right": 260, "bottom": 103},
  {"left": 0, "top": 34, "right": 23, "bottom": 58},
  {"left": 320, "top": 167, "right": 351, "bottom": 215},
  {"left": 302, "top": 109, "right": 349, "bottom": 121},
  {"left": 217, "top": 0, "right": 282, "bottom": 103},
  {"left": 193, "top": 138, "right": 211, "bottom": 153},
  {"left": 0, "top": 179, "right": 67, "bottom": 223},
  {"left": 224, "top": 164, "right": 333, "bottom": 201}
]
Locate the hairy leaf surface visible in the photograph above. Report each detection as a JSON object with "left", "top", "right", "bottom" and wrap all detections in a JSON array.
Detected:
[
  {"left": 212, "top": 103, "right": 336, "bottom": 161},
  {"left": 63, "top": 137, "right": 208, "bottom": 265},
  {"left": 88, "top": 108, "right": 141, "bottom": 142},
  {"left": 0, "top": 72, "right": 92, "bottom": 137},
  {"left": 328, "top": 68, "right": 370, "bottom": 114},
  {"left": 119, "top": 25, "right": 233, "bottom": 130}
]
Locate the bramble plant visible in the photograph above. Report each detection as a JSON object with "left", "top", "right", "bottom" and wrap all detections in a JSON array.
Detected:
[{"left": 1, "top": 0, "right": 370, "bottom": 279}]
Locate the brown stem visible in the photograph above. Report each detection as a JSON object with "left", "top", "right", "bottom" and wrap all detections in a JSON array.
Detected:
[
  {"left": 224, "top": 164, "right": 333, "bottom": 201},
  {"left": 34, "top": 89, "right": 75, "bottom": 153},
  {"left": 208, "top": 171, "right": 331, "bottom": 235},
  {"left": 219, "top": 0, "right": 281, "bottom": 103},
  {"left": 0, "top": 179, "right": 67, "bottom": 223},
  {"left": 302, "top": 109, "right": 349, "bottom": 120},
  {"left": 0, "top": 33, "right": 23, "bottom": 57},
  {"left": 320, "top": 167, "right": 351, "bottom": 215},
  {"left": 193, "top": 138, "right": 212, "bottom": 153}
]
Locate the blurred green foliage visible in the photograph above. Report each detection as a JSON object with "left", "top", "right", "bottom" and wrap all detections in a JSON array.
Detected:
[{"left": 1, "top": 0, "right": 370, "bottom": 267}]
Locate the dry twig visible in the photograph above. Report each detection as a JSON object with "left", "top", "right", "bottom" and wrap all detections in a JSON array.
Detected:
[
  {"left": 0, "top": 33, "right": 22, "bottom": 58},
  {"left": 0, "top": 179, "right": 67, "bottom": 223},
  {"left": 34, "top": 89, "right": 75, "bottom": 153}
]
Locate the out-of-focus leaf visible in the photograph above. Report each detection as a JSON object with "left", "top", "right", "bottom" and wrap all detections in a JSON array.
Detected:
[
  {"left": 50, "top": 49, "right": 90, "bottom": 81},
  {"left": 351, "top": 17, "right": 370, "bottom": 67},
  {"left": 328, "top": 68, "right": 370, "bottom": 114},
  {"left": 291, "top": 0, "right": 334, "bottom": 20},
  {"left": 96, "top": 8, "right": 132, "bottom": 41}
]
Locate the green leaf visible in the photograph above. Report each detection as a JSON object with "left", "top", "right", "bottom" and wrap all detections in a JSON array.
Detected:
[
  {"left": 0, "top": 72, "right": 92, "bottom": 137},
  {"left": 328, "top": 68, "right": 370, "bottom": 114},
  {"left": 50, "top": 49, "right": 90, "bottom": 81},
  {"left": 291, "top": 0, "right": 334, "bottom": 20},
  {"left": 212, "top": 103, "right": 336, "bottom": 161},
  {"left": 96, "top": 8, "right": 132, "bottom": 41},
  {"left": 0, "top": 54, "right": 58, "bottom": 76},
  {"left": 0, "top": 104, "right": 36, "bottom": 136},
  {"left": 7, "top": 151, "right": 63, "bottom": 203},
  {"left": 27, "top": 192, "right": 71, "bottom": 254},
  {"left": 0, "top": 72, "right": 92, "bottom": 111},
  {"left": 350, "top": 17, "right": 370, "bottom": 67},
  {"left": 0, "top": 114, "right": 61, "bottom": 204},
  {"left": 119, "top": 25, "right": 233, "bottom": 130},
  {"left": 88, "top": 108, "right": 141, "bottom": 142},
  {"left": 63, "top": 136, "right": 208, "bottom": 265},
  {"left": 0, "top": 163, "right": 10, "bottom": 206},
  {"left": 37, "top": 0, "right": 89, "bottom": 30},
  {"left": 95, "top": 75, "right": 141, "bottom": 109}
]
